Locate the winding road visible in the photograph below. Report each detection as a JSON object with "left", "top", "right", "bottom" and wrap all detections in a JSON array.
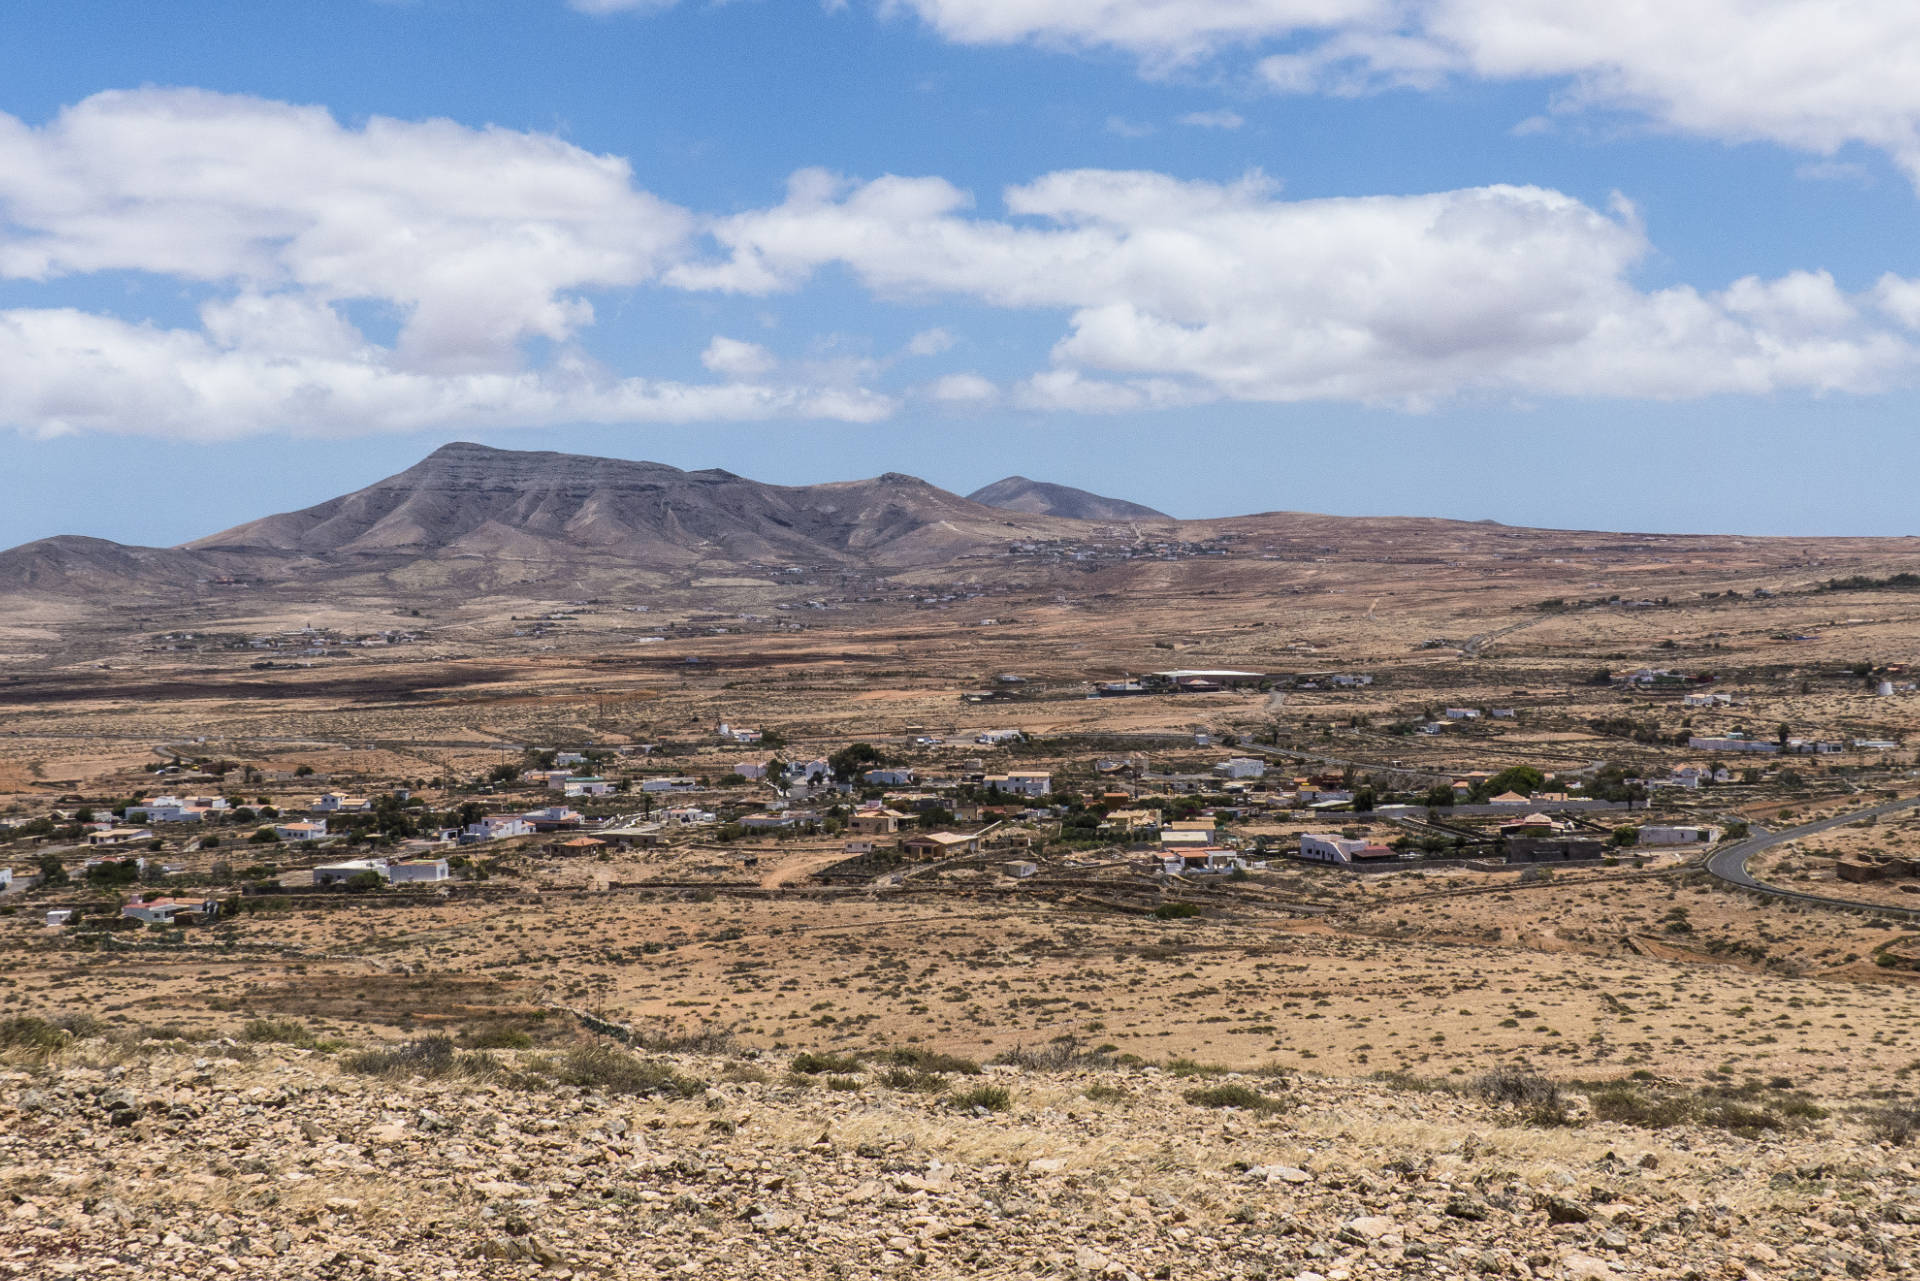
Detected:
[{"left": 1704, "top": 793, "right": 1920, "bottom": 919}]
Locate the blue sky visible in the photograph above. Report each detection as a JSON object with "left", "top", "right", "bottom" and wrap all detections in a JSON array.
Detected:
[{"left": 5, "top": 0, "right": 1920, "bottom": 544}]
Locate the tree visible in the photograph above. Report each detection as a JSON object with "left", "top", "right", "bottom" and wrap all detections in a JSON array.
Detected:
[
  {"left": 1352, "top": 787, "right": 1376, "bottom": 813},
  {"left": 87, "top": 859, "right": 140, "bottom": 886},
  {"left": 35, "top": 853, "right": 68, "bottom": 886},
  {"left": 1478, "top": 766, "right": 1546, "bottom": 800},
  {"left": 344, "top": 869, "right": 385, "bottom": 892},
  {"left": 828, "top": 743, "right": 884, "bottom": 779},
  {"left": 1610, "top": 825, "right": 1640, "bottom": 847},
  {"left": 1421, "top": 784, "right": 1455, "bottom": 808},
  {"left": 294, "top": 764, "right": 314, "bottom": 777},
  {"left": 249, "top": 827, "right": 280, "bottom": 845},
  {"left": 1777, "top": 722, "right": 1791, "bottom": 745}
]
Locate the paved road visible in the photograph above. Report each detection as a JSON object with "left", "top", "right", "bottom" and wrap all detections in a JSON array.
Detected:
[{"left": 1704, "top": 794, "right": 1920, "bottom": 918}]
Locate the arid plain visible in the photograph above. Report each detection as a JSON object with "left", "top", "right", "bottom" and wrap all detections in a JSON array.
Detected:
[{"left": 8, "top": 450, "right": 1920, "bottom": 1278}]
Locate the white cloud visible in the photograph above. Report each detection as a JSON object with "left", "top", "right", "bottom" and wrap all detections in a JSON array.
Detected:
[
  {"left": 0, "top": 88, "right": 696, "bottom": 372},
  {"left": 0, "top": 90, "right": 893, "bottom": 437},
  {"left": 568, "top": 0, "right": 681, "bottom": 13},
  {"left": 675, "top": 166, "right": 1920, "bottom": 406},
  {"left": 905, "top": 327, "right": 956, "bottom": 356},
  {"left": 925, "top": 371, "right": 998, "bottom": 402},
  {"left": 0, "top": 305, "right": 894, "bottom": 441},
  {"left": 889, "top": 1, "right": 1920, "bottom": 183},
  {"left": 1178, "top": 109, "right": 1245, "bottom": 129},
  {"left": 885, "top": 1, "right": 1387, "bottom": 66},
  {"left": 701, "top": 335, "right": 779, "bottom": 377},
  {"left": 1105, "top": 115, "right": 1157, "bottom": 138}
]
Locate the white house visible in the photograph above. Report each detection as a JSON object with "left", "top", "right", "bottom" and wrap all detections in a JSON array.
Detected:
[
  {"left": 1299, "top": 833, "right": 1397, "bottom": 865},
  {"left": 275, "top": 819, "right": 328, "bottom": 841},
  {"left": 1213, "top": 757, "right": 1266, "bottom": 780},
  {"left": 554, "top": 751, "right": 588, "bottom": 766},
  {"left": 786, "top": 758, "right": 831, "bottom": 782},
  {"left": 640, "top": 776, "right": 699, "bottom": 794},
  {"left": 985, "top": 771, "right": 1052, "bottom": 798},
  {"left": 1443, "top": 708, "right": 1481, "bottom": 721},
  {"left": 465, "top": 816, "right": 533, "bottom": 841},
  {"left": 718, "top": 723, "right": 763, "bottom": 744},
  {"left": 87, "top": 827, "right": 153, "bottom": 847},
  {"left": 388, "top": 859, "right": 450, "bottom": 884},
  {"left": 975, "top": 729, "right": 1023, "bottom": 746},
  {"left": 128, "top": 796, "right": 207, "bottom": 823},
  {"left": 121, "top": 896, "right": 220, "bottom": 925},
  {"left": 0, "top": 868, "right": 10, "bottom": 893},
  {"left": 1854, "top": 738, "right": 1901, "bottom": 751},
  {"left": 313, "top": 859, "right": 387, "bottom": 886},
  {"left": 862, "top": 767, "right": 916, "bottom": 787},
  {"left": 310, "top": 793, "right": 370, "bottom": 813},
  {"left": 1329, "top": 674, "right": 1373, "bottom": 688},
  {"left": 1156, "top": 848, "right": 1249, "bottom": 876},
  {"left": 1682, "top": 692, "right": 1734, "bottom": 708},
  {"left": 563, "top": 777, "right": 615, "bottom": 797}
]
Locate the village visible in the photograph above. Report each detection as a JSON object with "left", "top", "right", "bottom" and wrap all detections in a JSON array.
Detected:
[{"left": 11, "top": 651, "right": 1911, "bottom": 935}]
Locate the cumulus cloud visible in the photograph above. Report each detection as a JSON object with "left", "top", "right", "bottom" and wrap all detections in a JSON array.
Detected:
[
  {"left": 925, "top": 371, "right": 998, "bottom": 402},
  {"left": 1178, "top": 109, "right": 1246, "bottom": 129},
  {"left": 568, "top": 0, "right": 681, "bottom": 12},
  {"left": 5, "top": 85, "right": 1919, "bottom": 437},
  {"left": 674, "top": 166, "right": 1920, "bottom": 406},
  {"left": 0, "top": 89, "right": 893, "bottom": 437},
  {"left": 0, "top": 305, "right": 893, "bottom": 442},
  {"left": 886, "top": 1, "right": 1388, "bottom": 66},
  {"left": 888, "top": 1, "right": 1920, "bottom": 183},
  {"left": 905, "top": 327, "right": 956, "bottom": 356},
  {"left": 701, "top": 335, "right": 779, "bottom": 377}
]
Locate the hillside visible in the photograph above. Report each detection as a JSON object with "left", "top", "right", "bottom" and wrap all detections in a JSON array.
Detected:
[
  {"left": 183, "top": 443, "right": 1068, "bottom": 571},
  {"left": 968, "top": 474, "right": 1169, "bottom": 521}
]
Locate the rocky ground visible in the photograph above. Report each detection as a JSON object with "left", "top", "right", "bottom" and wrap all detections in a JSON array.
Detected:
[{"left": 4, "top": 1022, "right": 1919, "bottom": 1281}]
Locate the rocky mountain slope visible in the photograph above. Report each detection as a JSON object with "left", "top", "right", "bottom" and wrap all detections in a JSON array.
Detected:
[
  {"left": 968, "top": 474, "right": 1168, "bottom": 521},
  {"left": 1, "top": 1025, "right": 1906, "bottom": 1281},
  {"left": 0, "top": 443, "right": 1100, "bottom": 601},
  {"left": 188, "top": 443, "right": 1070, "bottom": 570}
]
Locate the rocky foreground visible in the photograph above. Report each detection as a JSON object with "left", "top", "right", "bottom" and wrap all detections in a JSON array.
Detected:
[{"left": 2, "top": 1026, "right": 1917, "bottom": 1281}]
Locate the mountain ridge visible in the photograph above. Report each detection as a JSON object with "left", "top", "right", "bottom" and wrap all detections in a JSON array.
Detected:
[{"left": 967, "top": 474, "right": 1169, "bottom": 521}]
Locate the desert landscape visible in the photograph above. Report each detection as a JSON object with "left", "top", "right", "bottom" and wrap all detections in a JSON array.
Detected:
[{"left": 3, "top": 445, "right": 1920, "bottom": 1277}]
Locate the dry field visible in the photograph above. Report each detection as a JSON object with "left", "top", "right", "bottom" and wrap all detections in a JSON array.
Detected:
[{"left": 10, "top": 523, "right": 1920, "bottom": 1275}]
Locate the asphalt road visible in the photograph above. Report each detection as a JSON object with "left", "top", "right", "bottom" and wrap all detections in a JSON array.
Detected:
[{"left": 1704, "top": 793, "right": 1920, "bottom": 918}]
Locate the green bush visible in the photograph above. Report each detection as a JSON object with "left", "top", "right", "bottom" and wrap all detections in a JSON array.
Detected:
[
  {"left": 1183, "top": 1083, "right": 1287, "bottom": 1114},
  {"left": 881, "top": 1067, "right": 949, "bottom": 1093},
  {"left": 790, "top": 1051, "right": 862, "bottom": 1075},
  {"left": 0, "top": 1016, "right": 71, "bottom": 1053},
  {"left": 241, "top": 1018, "right": 315, "bottom": 1047},
  {"left": 555, "top": 1043, "right": 705, "bottom": 1098},
  {"left": 949, "top": 1084, "right": 1012, "bottom": 1112},
  {"left": 878, "top": 1046, "right": 979, "bottom": 1075},
  {"left": 342, "top": 1037, "right": 477, "bottom": 1080}
]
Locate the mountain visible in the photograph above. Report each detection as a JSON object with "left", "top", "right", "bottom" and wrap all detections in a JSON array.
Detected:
[
  {"left": 968, "top": 475, "right": 1168, "bottom": 521},
  {"left": 185, "top": 442, "right": 1060, "bottom": 572},
  {"left": 0, "top": 535, "right": 225, "bottom": 595}
]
